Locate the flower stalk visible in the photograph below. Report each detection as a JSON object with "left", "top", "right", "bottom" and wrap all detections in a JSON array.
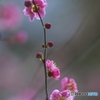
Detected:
[
  {"left": 32, "top": 0, "right": 48, "bottom": 99},
  {"left": 23, "top": 0, "right": 78, "bottom": 100}
]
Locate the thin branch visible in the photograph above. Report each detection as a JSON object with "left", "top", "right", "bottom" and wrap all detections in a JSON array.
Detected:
[{"left": 33, "top": 0, "right": 48, "bottom": 100}]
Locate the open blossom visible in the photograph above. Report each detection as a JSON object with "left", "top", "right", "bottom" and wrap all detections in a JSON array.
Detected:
[
  {"left": 46, "top": 60, "right": 60, "bottom": 80},
  {"left": 23, "top": 0, "right": 48, "bottom": 21},
  {"left": 0, "top": 3, "right": 22, "bottom": 30},
  {"left": 50, "top": 89, "right": 73, "bottom": 100},
  {"left": 61, "top": 77, "right": 78, "bottom": 92}
]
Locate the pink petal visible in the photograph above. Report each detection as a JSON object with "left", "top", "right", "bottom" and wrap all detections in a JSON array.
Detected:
[
  {"left": 29, "top": 13, "right": 35, "bottom": 21},
  {"left": 50, "top": 89, "right": 61, "bottom": 100},
  {"left": 61, "top": 77, "right": 78, "bottom": 92},
  {"left": 46, "top": 60, "right": 54, "bottom": 69},
  {"left": 53, "top": 68, "right": 60, "bottom": 80},
  {"left": 34, "top": 0, "right": 48, "bottom": 8},
  {"left": 61, "top": 77, "right": 68, "bottom": 89},
  {"left": 35, "top": 8, "right": 45, "bottom": 19},
  {"left": 61, "top": 90, "right": 70, "bottom": 98},
  {"left": 23, "top": 7, "right": 35, "bottom": 21}
]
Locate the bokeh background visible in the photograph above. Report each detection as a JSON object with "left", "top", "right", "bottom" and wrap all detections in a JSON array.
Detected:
[{"left": 0, "top": 0, "right": 100, "bottom": 100}]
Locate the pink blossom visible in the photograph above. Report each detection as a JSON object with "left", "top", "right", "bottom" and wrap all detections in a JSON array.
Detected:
[
  {"left": 15, "top": 31, "right": 28, "bottom": 44},
  {"left": 61, "top": 77, "right": 78, "bottom": 92},
  {"left": 0, "top": 3, "right": 22, "bottom": 30},
  {"left": 46, "top": 60, "right": 60, "bottom": 80},
  {"left": 50, "top": 89, "right": 73, "bottom": 100},
  {"left": 46, "top": 60, "right": 55, "bottom": 70},
  {"left": 23, "top": 0, "right": 48, "bottom": 21}
]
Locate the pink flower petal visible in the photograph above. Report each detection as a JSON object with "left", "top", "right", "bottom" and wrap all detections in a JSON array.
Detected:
[
  {"left": 50, "top": 89, "right": 61, "bottom": 100},
  {"left": 46, "top": 60, "right": 54, "bottom": 70},
  {"left": 52, "top": 67, "right": 60, "bottom": 80},
  {"left": 61, "top": 90, "right": 70, "bottom": 98},
  {"left": 50, "top": 89, "right": 73, "bottom": 100},
  {"left": 61, "top": 77, "right": 78, "bottom": 92}
]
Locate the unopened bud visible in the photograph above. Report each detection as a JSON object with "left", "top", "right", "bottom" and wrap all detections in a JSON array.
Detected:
[
  {"left": 36, "top": 52, "right": 43, "bottom": 60},
  {"left": 24, "top": 1, "right": 31, "bottom": 7},
  {"left": 47, "top": 41, "right": 54, "bottom": 48},
  {"left": 45, "top": 23, "right": 51, "bottom": 29}
]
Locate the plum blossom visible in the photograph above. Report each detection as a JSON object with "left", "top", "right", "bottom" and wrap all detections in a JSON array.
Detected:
[
  {"left": 50, "top": 89, "right": 73, "bottom": 100},
  {"left": 61, "top": 77, "right": 78, "bottom": 92},
  {"left": 0, "top": 3, "right": 22, "bottom": 30},
  {"left": 23, "top": 0, "right": 48, "bottom": 21},
  {"left": 46, "top": 60, "right": 60, "bottom": 80}
]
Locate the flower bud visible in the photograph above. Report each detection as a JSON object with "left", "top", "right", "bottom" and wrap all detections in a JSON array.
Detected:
[
  {"left": 36, "top": 52, "right": 43, "bottom": 60},
  {"left": 45, "top": 23, "right": 51, "bottom": 29},
  {"left": 24, "top": 1, "right": 31, "bottom": 7},
  {"left": 47, "top": 41, "right": 54, "bottom": 48}
]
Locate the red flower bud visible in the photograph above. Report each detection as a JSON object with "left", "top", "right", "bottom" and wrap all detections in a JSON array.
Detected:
[
  {"left": 36, "top": 52, "right": 43, "bottom": 60},
  {"left": 45, "top": 23, "right": 51, "bottom": 29},
  {"left": 24, "top": 1, "right": 31, "bottom": 7},
  {"left": 47, "top": 41, "right": 54, "bottom": 48}
]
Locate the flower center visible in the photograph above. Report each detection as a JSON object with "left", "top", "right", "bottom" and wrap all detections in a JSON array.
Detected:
[
  {"left": 58, "top": 97, "right": 66, "bottom": 100},
  {"left": 31, "top": 5, "right": 39, "bottom": 12}
]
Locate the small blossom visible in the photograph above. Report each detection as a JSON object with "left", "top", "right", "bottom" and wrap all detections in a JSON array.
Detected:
[
  {"left": 46, "top": 60, "right": 60, "bottom": 80},
  {"left": 36, "top": 52, "right": 43, "bottom": 60},
  {"left": 45, "top": 23, "right": 51, "bottom": 29},
  {"left": 47, "top": 41, "right": 54, "bottom": 48},
  {"left": 23, "top": 0, "right": 48, "bottom": 21},
  {"left": 61, "top": 77, "right": 78, "bottom": 92},
  {"left": 50, "top": 89, "right": 73, "bottom": 100}
]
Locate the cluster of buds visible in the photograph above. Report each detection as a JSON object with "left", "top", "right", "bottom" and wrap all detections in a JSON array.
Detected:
[
  {"left": 36, "top": 40, "right": 59, "bottom": 80},
  {"left": 42, "top": 41, "right": 54, "bottom": 48}
]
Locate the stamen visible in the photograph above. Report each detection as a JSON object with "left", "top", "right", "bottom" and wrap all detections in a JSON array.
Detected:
[{"left": 31, "top": 5, "right": 39, "bottom": 12}]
